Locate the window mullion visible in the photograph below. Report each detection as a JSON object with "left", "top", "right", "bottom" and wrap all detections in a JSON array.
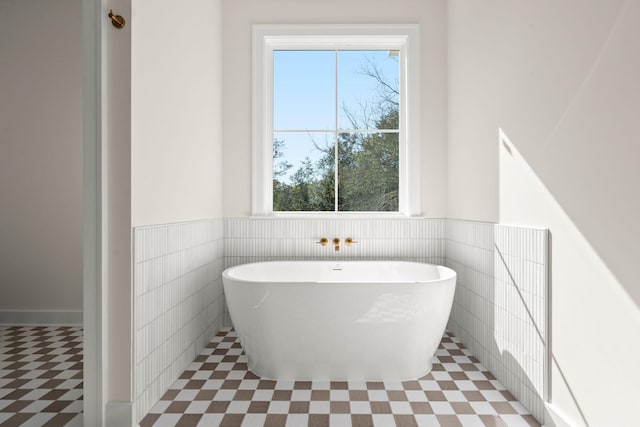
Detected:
[{"left": 334, "top": 50, "right": 339, "bottom": 212}]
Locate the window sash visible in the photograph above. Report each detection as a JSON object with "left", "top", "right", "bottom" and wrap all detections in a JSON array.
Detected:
[{"left": 252, "top": 24, "right": 421, "bottom": 216}]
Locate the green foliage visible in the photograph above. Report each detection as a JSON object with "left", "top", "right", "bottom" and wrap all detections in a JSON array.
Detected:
[
  {"left": 273, "top": 157, "right": 335, "bottom": 211},
  {"left": 339, "top": 110, "right": 399, "bottom": 212},
  {"left": 272, "top": 106, "right": 399, "bottom": 212}
]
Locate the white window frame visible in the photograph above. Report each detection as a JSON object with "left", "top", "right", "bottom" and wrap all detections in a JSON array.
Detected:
[{"left": 252, "top": 24, "right": 421, "bottom": 216}]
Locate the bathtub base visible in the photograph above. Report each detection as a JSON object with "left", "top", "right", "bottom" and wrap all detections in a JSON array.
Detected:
[{"left": 246, "top": 359, "right": 434, "bottom": 382}]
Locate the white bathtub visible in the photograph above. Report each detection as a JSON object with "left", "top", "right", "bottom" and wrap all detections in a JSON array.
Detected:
[{"left": 222, "top": 261, "right": 456, "bottom": 381}]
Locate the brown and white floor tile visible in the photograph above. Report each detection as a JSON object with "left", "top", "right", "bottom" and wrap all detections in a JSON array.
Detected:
[
  {"left": 0, "top": 326, "right": 83, "bottom": 427},
  {"left": 141, "top": 328, "right": 539, "bottom": 427}
]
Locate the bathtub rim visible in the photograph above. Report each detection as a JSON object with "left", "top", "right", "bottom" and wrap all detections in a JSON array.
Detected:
[{"left": 222, "top": 260, "right": 457, "bottom": 284}]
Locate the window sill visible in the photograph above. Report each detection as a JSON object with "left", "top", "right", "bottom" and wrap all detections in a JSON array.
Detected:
[{"left": 251, "top": 212, "right": 425, "bottom": 219}]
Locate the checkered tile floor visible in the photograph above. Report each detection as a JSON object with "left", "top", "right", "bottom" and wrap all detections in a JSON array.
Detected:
[
  {"left": 141, "top": 328, "right": 540, "bottom": 427},
  {"left": 0, "top": 326, "right": 83, "bottom": 426}
]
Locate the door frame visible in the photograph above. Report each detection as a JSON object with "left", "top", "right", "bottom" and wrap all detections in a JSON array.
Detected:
[{"left": 82, "top": 0, "right": 106, "bottom": 424}]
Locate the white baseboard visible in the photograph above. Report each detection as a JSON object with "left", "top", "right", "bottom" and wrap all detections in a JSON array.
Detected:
[
  {"left": 0, "top": 310, "right": 83, "bottom": 326},
  {"left": 544, "top": 403, "right": 579, "bottom": 427},
  {"left": 105, "top": 401, "right": 133, "bottom": 427}
]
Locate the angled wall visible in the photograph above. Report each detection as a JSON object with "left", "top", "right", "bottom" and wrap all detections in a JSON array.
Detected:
[{"left": 447, "top": 1, "right": 640, "bottom": 425}]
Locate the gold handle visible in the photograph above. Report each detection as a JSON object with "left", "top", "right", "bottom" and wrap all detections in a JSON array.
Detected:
[
  {"left": 108, "top": 10, "right": 126, "bottom": 29},
  {"left": 317, "top": 237, "right": 329, "bottom": 246},
  {"left": 332, "top": 238, "right": 340, "bottom": 245},
  {"left": 345, "top": 237, "right": 358, "bottom": 246}
]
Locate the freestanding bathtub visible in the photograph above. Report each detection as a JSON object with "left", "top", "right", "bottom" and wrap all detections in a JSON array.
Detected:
[{"left": 222, "top": 261, "right": 456, "bottom": 381}]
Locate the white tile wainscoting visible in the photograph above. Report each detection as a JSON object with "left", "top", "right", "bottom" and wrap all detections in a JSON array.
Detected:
[
  {"left": 132, "top": 217, "right": 548, "bottom": 425},
  {"left": 445, "top": 220, "right": 549, "bottom": 422},
  {"left": 224, "top": 217, "right": 447, "bottom": 264},
  {"left": 132, "top": 219, "right": 225, "bottom": 423}
]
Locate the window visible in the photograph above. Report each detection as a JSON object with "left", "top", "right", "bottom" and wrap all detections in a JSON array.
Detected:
[{"left": 252, "top": 25, "right": 420, "bottom": 215}]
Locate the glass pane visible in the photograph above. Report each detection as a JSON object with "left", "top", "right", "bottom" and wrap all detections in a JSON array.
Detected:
[
  {"left": 337, "top": 132, "right": 399, "bottom": 211},
  {"left": 273, "top": 51, "right": 335, "bottom": 130},
  {"left": 338, "top": 50, "right": 399, "bottom": 130},
  {"left": 273, "top": 132, "right": 335, "bottom": 211}
]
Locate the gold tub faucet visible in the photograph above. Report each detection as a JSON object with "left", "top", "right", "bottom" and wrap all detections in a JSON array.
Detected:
[
  {"left": 317, "top": 237, "right": 357, "bottom": 251},
  {"left": 333, "top": 238, "right": 341, "bottom": 251}
]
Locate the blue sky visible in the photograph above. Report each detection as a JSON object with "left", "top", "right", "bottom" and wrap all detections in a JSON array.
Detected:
[{"left": 273, "top": 50, "right": 398, "bottom": 182}]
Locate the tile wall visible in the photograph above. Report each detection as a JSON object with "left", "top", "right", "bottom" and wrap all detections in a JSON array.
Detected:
[
  {"left": 132, "top": 219, "right": 225, "bottom": 423},
  {"left": 224, "top": 217, "right": 446, "bottom": 265},
  {"left": 445, "top": 220, "right": 548, "bottom": 422}
]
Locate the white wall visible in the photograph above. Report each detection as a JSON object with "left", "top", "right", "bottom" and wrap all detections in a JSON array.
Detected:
[
  {"left": 124, "top": 0, "right": 225, "bottom": 419},
  {"left": 131, "top": 0, "right": 224, "bottom": 226},
  {"left": 0, "top": 0, "right": 82, "bottom": 316},
  {"left": 447, "top": 1, "right": 640, "bottom": 425},
  {"left": 105, "top": 0, "right": 133, "bottom": 407},
  {"left": 222, "top": 0, "right": 448, "bottom": 217},
  {"left": 99, "top": 0, "right": 224, "bottom": 413}
]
